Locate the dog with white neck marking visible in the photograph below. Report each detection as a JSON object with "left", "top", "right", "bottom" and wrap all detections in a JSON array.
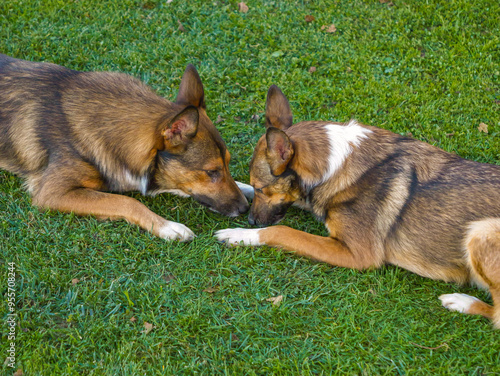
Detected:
[{"left": 217, "top": 85, "right": 500, "bottom": 328}]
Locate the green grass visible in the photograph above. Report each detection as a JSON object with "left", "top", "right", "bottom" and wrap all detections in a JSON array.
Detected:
[{"left": 1, "top": 0, "right": 500, "bottom": 374}]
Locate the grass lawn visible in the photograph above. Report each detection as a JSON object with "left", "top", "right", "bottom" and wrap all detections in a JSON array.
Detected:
[{"left": 1, "top": 0, "right": 499, "bottom": 374}]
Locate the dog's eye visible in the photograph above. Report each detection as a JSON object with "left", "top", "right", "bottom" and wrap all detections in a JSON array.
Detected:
[{"left": 205, "top": 170, "right": 220, "bottom": 180}]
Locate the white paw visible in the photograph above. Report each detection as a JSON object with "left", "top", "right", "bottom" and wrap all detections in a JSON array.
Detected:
[
  {"left": 236, "top": 182, "right": 254, "bottom": 200},
  {"left": 439, "top": 293, "right": 480, "bottom": 314},
  {"left": 215, "top": 228, "right": 262, "bottom": 246},
  {"left": 158, "top": 221, "right": 195, "bottom": 241}
]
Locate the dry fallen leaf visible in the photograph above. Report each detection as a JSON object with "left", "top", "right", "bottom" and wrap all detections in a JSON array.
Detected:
[
  {"left": 203, "top": 286, "right": 219, "bottom": 293},
  {"left": 231, "top": 333, "right": 240, "bottom": 341},
  {"left": 379, "top": 0, "right": 395, "bottom": 5},
  {"left": 309, "top": 66, "right": 317, "bottom": 73},
  {"left": 13, "top": 369, "right": 23, "bottom": 376},
  {"left": 130, "top": 316, "right": 137, "bottom": 323},
  {"left": 305, "top": 15, "right": 315, "bottom": 22},
  {"left": 142, "top": 322, "right": 154, "bottom": 334},
  {"left": 238, "top": 2, "right": 249, "bottom": 13},
  {"left": 266, "top": 295, "right": 283, "bottom": 305},
  {"left": 216, "top": 114, "right": 225, "bottom": 124},
  {"left": 71, "top": 278, "right": 80, "bottom": 285},
  {"left": 321, "top": 24, "right": 337, "bottom": 33},
  {"left": 478, "top": 122, "right": 488, "bottom": 133},
  {"left": 177, "top": 20, "right": 185, "bottom": 32},
  {"left": 162, "top": 273, "right": 176, "bottom": 282}
]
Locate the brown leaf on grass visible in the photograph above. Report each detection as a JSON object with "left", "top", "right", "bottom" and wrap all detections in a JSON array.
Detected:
[
  {"left": 266, "top": 295, "right": 283, "bottom": 305},
  {"left": 142, "top": 1, "right": 156, "bottom": 9},
  {"left": 142, "top": 322, "right": 154, "bottom": 334},
  {"left": 162, "top": 273, "right": 176, "bottom": 283},
  {"left": 13, "top": 369, "right": 23, "bottom": 376},
  {"left": 309, "top": 66, "right": 317, "bottom": 73},
  {"left": 478, "top": 122, "right": 488, "bottom": 133},
  {"left": 238, "top": 2, "right": 249, "bottom": 13},
  {"left": 305, "top": 15, "right": 315, "bottom": 22},
  {"left": 71, "top": 278, "right": 80, "bottom": 285},
  {"left": 216, "top": 114, "right": 225, "bottom": 124},
  {"left": 321, "top": 24, "right": 337, "bottom": 33},
  {"left": 130, "top": 316, "right": 137, "bottom": 323},
  {"left": 178, "top": 20, "right": 186, "bottom": 32},
  {"left": 231, "top": 333, "right": 240, "bottom": 341},
  {"left": 379, "top": 0, "right": 395, "bottom": 5},
  {"left": 203, "top": 286, "right": 219, "bottom": 293}
]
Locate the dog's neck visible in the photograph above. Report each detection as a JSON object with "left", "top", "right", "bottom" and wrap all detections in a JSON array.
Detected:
[{"left": 288, "top": 120, "right": 381, "bottom": 219}]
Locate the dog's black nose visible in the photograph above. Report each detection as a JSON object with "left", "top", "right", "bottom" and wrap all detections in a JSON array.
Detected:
[{"left": 248, "top": 212, "right": 256, "bottom": 225}]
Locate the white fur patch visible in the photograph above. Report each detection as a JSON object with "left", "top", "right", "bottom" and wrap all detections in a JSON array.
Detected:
[
  {"left": 215, "top": 228, "right": 263, "bottom": 246},
  {"left": 322, "top": 120, "right": 372, "bottom": 182},
  {"left": 439, "top": 293, "right": 480, "bottom": 314},
  {"left": 123, "top": 170, "right": 149, "bottom": 195},
  {"left": 236, "top": 181, "right": 255, "bottom": 200},
  {"left": 158, "top": 221, "right": 195, "bottom": 241}
]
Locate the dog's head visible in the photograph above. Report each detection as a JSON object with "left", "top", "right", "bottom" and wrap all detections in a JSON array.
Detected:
[
  {"left": 248, "top": 85, "right": 302, "bottom": 226},
  {"left": 152, "top": 65, "right": 249, "bottom": 217}
]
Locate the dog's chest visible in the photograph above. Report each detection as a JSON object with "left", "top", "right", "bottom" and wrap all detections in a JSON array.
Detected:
[{"left": 114, "top": 170, "right": 149, "bottom": 194}]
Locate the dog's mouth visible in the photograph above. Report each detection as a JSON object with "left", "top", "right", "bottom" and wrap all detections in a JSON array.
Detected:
[
  {"left": 248, "top": 211, "right": 286, "bottom": 226},
  {"left": 193, "top": 194, "right": 248, "bottom": 217}
]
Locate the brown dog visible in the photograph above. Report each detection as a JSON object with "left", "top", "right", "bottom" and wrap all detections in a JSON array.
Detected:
[
  {"left": 217, "top": 85, "right": 500, "bottom": 328},
  {"left": 0, "top": 54, "right": 250, "bottom": 241}
]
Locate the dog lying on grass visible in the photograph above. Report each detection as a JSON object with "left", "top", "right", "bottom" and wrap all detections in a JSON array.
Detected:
[
  {"left": 0, "top": 54, "right": 250, "bottom": 241},
  {"left": 217, "top": 85, "right": 500, "bottom": 328}
]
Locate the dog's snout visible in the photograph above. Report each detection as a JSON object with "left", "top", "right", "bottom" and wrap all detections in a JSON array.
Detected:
[
  {"left": 248, "top": 212, "right": 256, "bottom": 225},
  {"left": 239, "top": 200, "right": 249, "bottom": 214}
]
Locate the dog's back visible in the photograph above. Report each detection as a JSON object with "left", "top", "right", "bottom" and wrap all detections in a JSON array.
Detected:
[
  {"left": 0, "top": 54, "right": 79, "bottom": 178},
  {"left": 0, "top": 55, "right": 174, "bottom": 193}
]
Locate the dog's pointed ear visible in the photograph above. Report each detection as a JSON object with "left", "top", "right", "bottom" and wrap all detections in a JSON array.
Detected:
[
  {"left": 265, "top": 85, "right": 293, "bottom": 130},
  {"left": 161, "top": 106, "right": 199, "bottom": 151},
  {"left": 176, "top": 64, "right": 206, "bottom": 108},
  {"left": 266, "top": 127, "right": 294, "bottom": 176}
]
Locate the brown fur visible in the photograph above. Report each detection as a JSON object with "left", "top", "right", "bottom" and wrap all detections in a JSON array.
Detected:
[
  {"left": 221, "top": 85, "right": 500, "bottom": 327},
  {"left": 0, "top": 54, "right": 248, "bottom": 240}
]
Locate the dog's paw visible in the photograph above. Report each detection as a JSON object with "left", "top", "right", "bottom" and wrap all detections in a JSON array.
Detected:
[
  {"left": 236, "top": 182, "right": 254, "bottom": 200},
  {"left": 439, "top": 293, "right": 480, "bottom": 314},
  {"left": 159, "top": 221, "right": 195, "bottom": 242},
  {"left": 215, "top": 228, "right": 262, "bottom": 246}
]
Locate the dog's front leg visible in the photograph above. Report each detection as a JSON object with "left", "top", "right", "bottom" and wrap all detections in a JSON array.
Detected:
[
  {"left": 216, "top": 225, "right": 376, "bottom": 269},
  {"left": 34, "top": 188, "right": 194, "bottom": 241}
]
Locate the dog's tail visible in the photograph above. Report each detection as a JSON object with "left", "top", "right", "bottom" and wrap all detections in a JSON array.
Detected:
[{"left": 465, "top": 218, "right": 500, "bottom": 328}]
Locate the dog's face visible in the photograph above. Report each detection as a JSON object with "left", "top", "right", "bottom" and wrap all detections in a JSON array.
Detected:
[
  {"left": 248, "top": 86, "right": 301, "bottom": 226},
  {"left": 151, "top": 65, "right": 249, "bottom": 217}
]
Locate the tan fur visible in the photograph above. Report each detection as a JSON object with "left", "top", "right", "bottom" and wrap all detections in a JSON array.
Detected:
[{"left": 0, "top": 54, "right": 248, "bottom": 240}]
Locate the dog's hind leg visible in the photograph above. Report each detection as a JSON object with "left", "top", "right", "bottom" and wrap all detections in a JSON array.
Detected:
[{"left": 440, "top": 218, "right": 500, "bottom": 329}]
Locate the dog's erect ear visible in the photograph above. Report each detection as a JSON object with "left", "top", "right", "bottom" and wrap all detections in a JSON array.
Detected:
[
  {"left": 176, "top": 64, "right": 206, "bottom": 108},
  {"left": 265, "top": 85, "right": 293, "bottom": 130},
  {"left": 266, "top": 127, "right": 294, "bottom": 176},
  {"left": 161, "top": 106, "right": 199, "bottom": 151}
]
